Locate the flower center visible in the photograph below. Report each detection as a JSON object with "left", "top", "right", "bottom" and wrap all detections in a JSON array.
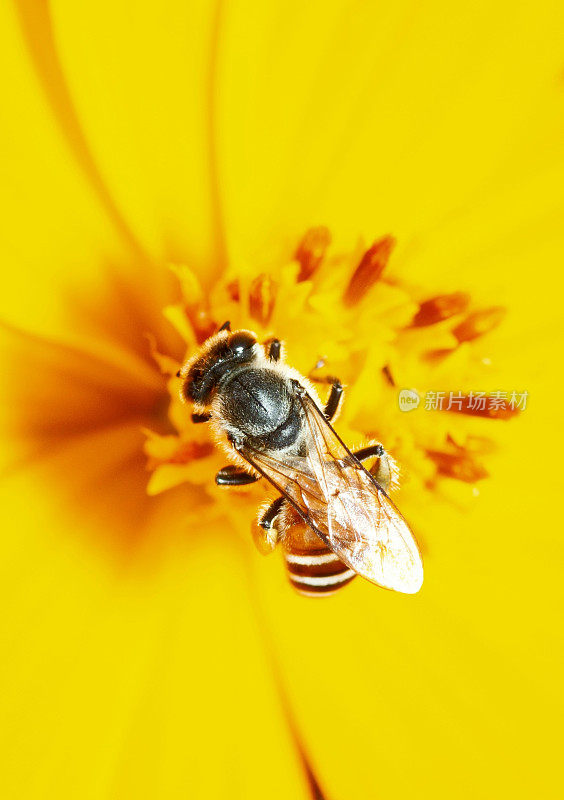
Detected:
[{"left": 145, "top": 228, "right": 519, "bottom": 510}]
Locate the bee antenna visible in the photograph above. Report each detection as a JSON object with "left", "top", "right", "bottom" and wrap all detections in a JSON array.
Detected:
[
  {"left": 218, "top": 320, "right": 231, "bottom": 332},
  {"left": 176, "top": 369, "right": 181, "bottom": 377}
]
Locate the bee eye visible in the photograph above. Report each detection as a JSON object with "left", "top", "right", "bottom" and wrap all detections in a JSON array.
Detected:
[{"left": 228, "top": 331, "right": 256, "bottom": 356}]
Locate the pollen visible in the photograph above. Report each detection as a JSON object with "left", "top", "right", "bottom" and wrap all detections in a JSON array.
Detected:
[
  {"left": 295, "top": 226, "right": 332, "bottom": 282},
  {"left": 412, "top": 292, "right": 471, "bottom": 326},
  {"left": 249, "top": 273, "right": 278, "bottom": 326},
  {"left": 453, "top": 307, "right": 506, "bottom": 343},
  {"left": 426, "top": 449, "right": 489, "bottom": 483},
  {"left": 343, "top": 234, "right": 396, "bottom": 307}
]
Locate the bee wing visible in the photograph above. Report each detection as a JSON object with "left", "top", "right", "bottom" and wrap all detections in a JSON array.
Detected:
[
  {"left": 297, "top": 391, "right": 424, "bottom": 593},
  {"left": 237, "top": 388, "right": 423, "bottom": 594}
]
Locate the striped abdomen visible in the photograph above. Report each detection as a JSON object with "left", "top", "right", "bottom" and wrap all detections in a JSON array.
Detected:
[{"left": 282, "top": 516, "right": 355, "bottom": 597}]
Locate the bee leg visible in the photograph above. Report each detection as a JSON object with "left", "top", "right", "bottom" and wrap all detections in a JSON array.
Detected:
[
  {"left": 252, "top": 496, "right": 285, "bottom": 554},
  {"left": 307, "top": 368, "right": 344, "bottom": 421},
  {"left": 191, "top": 412, "right": 211, "bottom": 424},
  {"left": 323, "top": 378, "right": 343, "bottom": 421},
  {"left": 215, "top": 465, "right": 260, "bottom": 486},
  {"left": 259, "top": 495, "right": 286, "bottom": 529},
  {"left": 354, "top": 443, "right": 384, "bottom": 461},
  {"left": 354, "top": 444, "right": 393, "bottom": 492},
  {"left": 264, "top": 338, "right": 282, "bottom": 362}
]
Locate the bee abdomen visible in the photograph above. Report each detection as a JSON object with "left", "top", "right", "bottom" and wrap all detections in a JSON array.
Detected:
[{"left": 284, "top": 548, "right": 355, "bottom": 597}]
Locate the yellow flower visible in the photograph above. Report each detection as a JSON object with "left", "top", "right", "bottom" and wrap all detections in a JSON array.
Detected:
[{"left": 1, "top": 1, "right": 563, "bottom": 799}]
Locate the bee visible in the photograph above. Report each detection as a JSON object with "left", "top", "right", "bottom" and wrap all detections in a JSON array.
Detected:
[{"left": 178, "top": 322, "right": 423, "bottom": 596}]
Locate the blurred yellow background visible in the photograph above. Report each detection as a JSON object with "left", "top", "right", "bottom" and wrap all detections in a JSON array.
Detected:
[{"left": 1, "top": 1, "right": 563, "bottom": 798}]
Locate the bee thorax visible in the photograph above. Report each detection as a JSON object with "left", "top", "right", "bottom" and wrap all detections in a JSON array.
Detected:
[{"left": 220, "top": 368, "right": 292, "bottom": 436}]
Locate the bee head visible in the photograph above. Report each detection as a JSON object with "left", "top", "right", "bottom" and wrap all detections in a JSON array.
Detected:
[{"left": 180, "top": 329, "right": 258, "bottom": 406}]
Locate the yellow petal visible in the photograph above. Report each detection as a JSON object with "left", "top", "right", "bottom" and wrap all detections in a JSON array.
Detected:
[
  {"left": 0, "top": 458, "right": 311, "bottom": 798},
  {"left": 0, "top": 321, "right": 164, "bottom": 467},
  {"left": 215, "top": 0, "right": 564, "bottom": 259},
  {"left": 1, "top": 2, "right": 199, "bottom": 355},
  {"left": 0, "top": 3, "right": 132, "bottom": 336},
  {"left": 48, "top": 0, "right": 228, "bottom": 279}
]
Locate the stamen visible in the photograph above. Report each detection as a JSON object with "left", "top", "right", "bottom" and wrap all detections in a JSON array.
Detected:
[
  {"left": 382, "top": 364, "right": 395, "bottom": 386},
  {"left": 343, "top": 235, "right": 396, "bottom": 306},
  {"left": 412, "top": 292, "right": 470, "bottom": 326},
  {"left": 175, "top": 267, "right": 218, "bottom": 343},
  {"left": 446, "top": 433, "right": 496, "bottom": 454},
  {"left": 453, "top": 307, "right": 506, "bottom": 343},
  {"left": 422, "top": 348, "right": 457, "bottom": 363},
  {"left": 448, "top": 397, "right": 520, "bottom": 420},
  {"left": 226, "top": 280, "right": 240, "bottom": 302},
  {"left": 426, "top": 450, "right": 489, "bottom": 482},
  {"left": 148, "top": 441, "right": 215, "bottom": 470},
  {"left": 249, "top": 273, "right": 277, "bottom": 325},
  {"left": 185, "top": 303, "right": 217, "bottom": 344},
  {"left": 295, "top": 226, "right": 331, "bottom": 282}
]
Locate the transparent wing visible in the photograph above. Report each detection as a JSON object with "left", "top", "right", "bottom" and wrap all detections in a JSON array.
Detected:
[{"left": 236, "top": 387, "right": 423, "bottom": 594}]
